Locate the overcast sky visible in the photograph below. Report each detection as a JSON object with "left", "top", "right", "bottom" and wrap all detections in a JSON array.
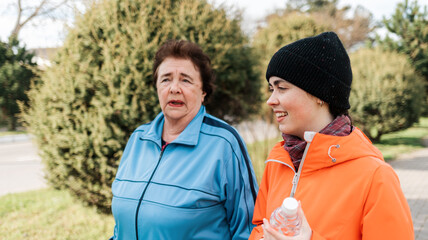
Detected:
[{"left": 0, "top": 0, "right": 427, "bottom": 49}]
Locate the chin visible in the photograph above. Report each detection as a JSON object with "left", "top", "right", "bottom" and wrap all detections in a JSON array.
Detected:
[
  {"left": 279, "top": 125, "right": 297, "bottom": 137},
  {"left": 278, "top": 125, "right": 288, "bottom": 135}
]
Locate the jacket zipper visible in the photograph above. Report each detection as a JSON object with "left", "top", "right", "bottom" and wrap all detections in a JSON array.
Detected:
[
  {"left": 266, "top": 132, "right": 316, "bottom": 198},
  {"left": 289, "top": 141, "right": 311, "bottom": 198},
  {"left": 134, "top": 144, "right": 167, "bottom": 240},
  {"left": 290, "top": 131, "right": 315, "bottom": 198}
]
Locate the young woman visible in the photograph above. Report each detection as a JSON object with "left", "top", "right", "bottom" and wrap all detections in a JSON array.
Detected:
[{"left": 250, "top": 32, "right": 414, "bottom": 240}]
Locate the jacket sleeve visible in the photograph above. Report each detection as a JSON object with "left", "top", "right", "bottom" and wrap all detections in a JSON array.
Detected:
[
  {"left": 224, "top": 142, "right": 259, "bottom": 240},
  {"left": 362, "top": 164, "right": 414, "bottom": 239},
  {"left": 249, "top": 162, "right": 269, "bottom": 240}
]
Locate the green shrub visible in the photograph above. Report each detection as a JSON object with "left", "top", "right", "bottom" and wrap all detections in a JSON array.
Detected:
[
  {"left": 22, "top": 0, "right": 261, "bottom": 213},
  {"left": 349, "top": 47, "right": 425, "bottom": 142},
  {"left": 0, "top": 37, "right": 37, "bottom": 130}
]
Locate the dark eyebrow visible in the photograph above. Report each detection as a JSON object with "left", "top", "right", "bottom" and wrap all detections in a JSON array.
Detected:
[
  {"left": 269, "top": 79, "right": 286, "bottom": 87},
  {"left": 159, "top": 72, "right": 193, "bottom": 80}
]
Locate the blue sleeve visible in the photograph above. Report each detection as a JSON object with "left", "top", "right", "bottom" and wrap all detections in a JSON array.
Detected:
[{"left": 224, "top": 140, "right": 259, "bottom": 240}]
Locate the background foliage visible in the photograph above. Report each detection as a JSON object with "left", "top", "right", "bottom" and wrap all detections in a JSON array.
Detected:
[
  {"left": 22, "top": 0, "right": 262, "bottom": 212},
  {"left": 284, "top": 0, "right": 376, "bottom": 49},
  {"left": 378, "top": 0, "right": 428, "bottom": 112},
  {"left": 0, "top": 37, "right": 36, "bottom": 130},
  {"left": 349, "top": 47, "right": 425, "bottom": 141}
]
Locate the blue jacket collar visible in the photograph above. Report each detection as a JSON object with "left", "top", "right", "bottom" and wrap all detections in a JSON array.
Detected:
[{"left": 142, "top": 106, "right": 206, "bottom": 146}]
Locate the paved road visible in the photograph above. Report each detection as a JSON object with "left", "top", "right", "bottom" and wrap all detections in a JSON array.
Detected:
[
  {"left": 390, "top": 148, "right": 428, "bottom": 240},
  {"left": 0, "top": 136, "right": 427, "bottom": 239},
  {"left": 0, "top": 139, "right": 46, "bottom": 196}
]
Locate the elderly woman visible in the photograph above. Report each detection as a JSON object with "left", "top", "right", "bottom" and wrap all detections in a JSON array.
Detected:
[
  {"left": 110, "top": 40, "right": 258, "bottom": 240},
  {"left": 249, "top": 32, "right": 413, "bottom": 240}
]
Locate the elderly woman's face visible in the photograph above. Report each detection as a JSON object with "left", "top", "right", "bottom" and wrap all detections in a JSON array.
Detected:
[{"left": 156, "top": 57, "right": 206, "bottom": 124}]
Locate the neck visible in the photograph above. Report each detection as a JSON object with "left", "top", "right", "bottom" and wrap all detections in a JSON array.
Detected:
[
  {"left": 299, "top": 109, "right": 334, "bottom": 139},
  {"left": 314, "top": 110, "right": 335, "bottom": 132},
  {"left": 162, "top": 118, "right": 190, "bottom": 143}
]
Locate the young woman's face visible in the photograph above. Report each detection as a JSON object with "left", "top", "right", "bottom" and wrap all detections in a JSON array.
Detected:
[
  {"left": 156, "top": 57, "right": 206, "bottom": 125},
  {"left": 267, "top": 76, "right": 323, "bottom": 139}
]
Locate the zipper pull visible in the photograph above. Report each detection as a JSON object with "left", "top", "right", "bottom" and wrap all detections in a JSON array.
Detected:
[
  {"left": 292, "top": 173, "right": 298, "bottom": 185},
  {"left": 290, "top": 173, "right": 299, "bottom": 198}
]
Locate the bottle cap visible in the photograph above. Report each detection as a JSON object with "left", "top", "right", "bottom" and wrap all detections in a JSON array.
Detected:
[{"left": 282, "top": 197, "right": 298, "bottom": 215}]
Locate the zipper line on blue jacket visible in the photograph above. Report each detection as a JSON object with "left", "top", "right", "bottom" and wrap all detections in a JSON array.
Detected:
[{"left": 135, "top": 144, "right": 166, "bottom": 240}]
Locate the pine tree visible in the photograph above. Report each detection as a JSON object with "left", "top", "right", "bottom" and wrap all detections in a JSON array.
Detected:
[
  {"left": 378, "top": 0, "right": 428, "bottom": 113},
  {"left": 380, "top": 0, "right": 427, "bottom": 80},
  {"left": 0, "top": 37, "right": 36, "bottom": 130}
]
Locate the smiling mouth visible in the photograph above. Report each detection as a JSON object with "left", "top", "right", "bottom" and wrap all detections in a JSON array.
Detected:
[{"left": 275, "top": 112, "right": 288, "bottom": 117}]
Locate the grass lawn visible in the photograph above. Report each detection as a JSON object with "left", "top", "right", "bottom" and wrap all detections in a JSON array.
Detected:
[
  {"left": 0, "top": 118, "right": 427, "bottom": 239},
  {"left": 374, "top": 117, "right": 428, "bottom": 160},
  {"left": 0, "top": 189, "right": 114, "bottom": 240},
  {"left": 0, "top": 130, "right": 27, "bottom": 137}
]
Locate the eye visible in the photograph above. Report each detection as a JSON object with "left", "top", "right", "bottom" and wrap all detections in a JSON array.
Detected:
[
  {"left": 160, "top": 78, "right": 170, "bottom": 83},
  {"left": 277, "top": 84, "right": 289, "bottom": 91},
  {"left": 268, "top": 87, "right": 274, "bottom": 93},
  {"left": 182, "top": 79, "right": 191, "bottom": 83}
]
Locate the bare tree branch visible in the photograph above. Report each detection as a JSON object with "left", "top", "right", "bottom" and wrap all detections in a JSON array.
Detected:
[
  {"left": 10, "top": 0, "right": 69, "bottom": 39},
  {"left": 39, "top": 0, "right": 68, "bottom": 16}
]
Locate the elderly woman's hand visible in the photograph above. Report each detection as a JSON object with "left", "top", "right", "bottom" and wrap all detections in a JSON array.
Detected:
[{"left": 261, "top": 203, "right": 312, "bottom": 240}]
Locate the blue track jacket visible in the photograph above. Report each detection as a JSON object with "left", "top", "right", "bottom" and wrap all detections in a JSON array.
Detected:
[{"left": 111, "top": 106, "right": 258, "bottom": 239}]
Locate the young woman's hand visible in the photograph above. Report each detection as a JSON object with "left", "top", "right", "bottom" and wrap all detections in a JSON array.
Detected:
[{"left": 261, "top": 202, "right": 312, "bottom": 240}]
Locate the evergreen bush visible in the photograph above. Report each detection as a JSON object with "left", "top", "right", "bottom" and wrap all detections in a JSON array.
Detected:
[
  {"left": 0, "top": 37, "right": 36, "bottom": 130},
  {"left": 22, "top": 0, "right": 261, "bottom": 212},
  {"left": 349, "top": 47, "right": 425, "bottom": 142}
]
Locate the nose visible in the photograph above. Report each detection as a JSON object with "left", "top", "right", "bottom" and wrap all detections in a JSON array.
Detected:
[
  {"left": 169, "top": 80, "right": 181, "bottom": 94},
  {"left": 266, "top": 91, "right": 278, "bottom": 106}
]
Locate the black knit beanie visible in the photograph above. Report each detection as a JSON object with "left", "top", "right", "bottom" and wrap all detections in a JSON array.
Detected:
[{"left": 266, "top": 32, "right": 352, "bottom": 110}]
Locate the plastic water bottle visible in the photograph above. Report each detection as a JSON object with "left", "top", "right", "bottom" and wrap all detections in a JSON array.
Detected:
[{"left": 270, "top": 197, "right": 302, "bottom": 236}]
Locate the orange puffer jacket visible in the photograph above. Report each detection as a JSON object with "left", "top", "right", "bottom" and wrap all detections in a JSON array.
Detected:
[{"left": 250, "top": 127, "right": 413, "bottom": 240}]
